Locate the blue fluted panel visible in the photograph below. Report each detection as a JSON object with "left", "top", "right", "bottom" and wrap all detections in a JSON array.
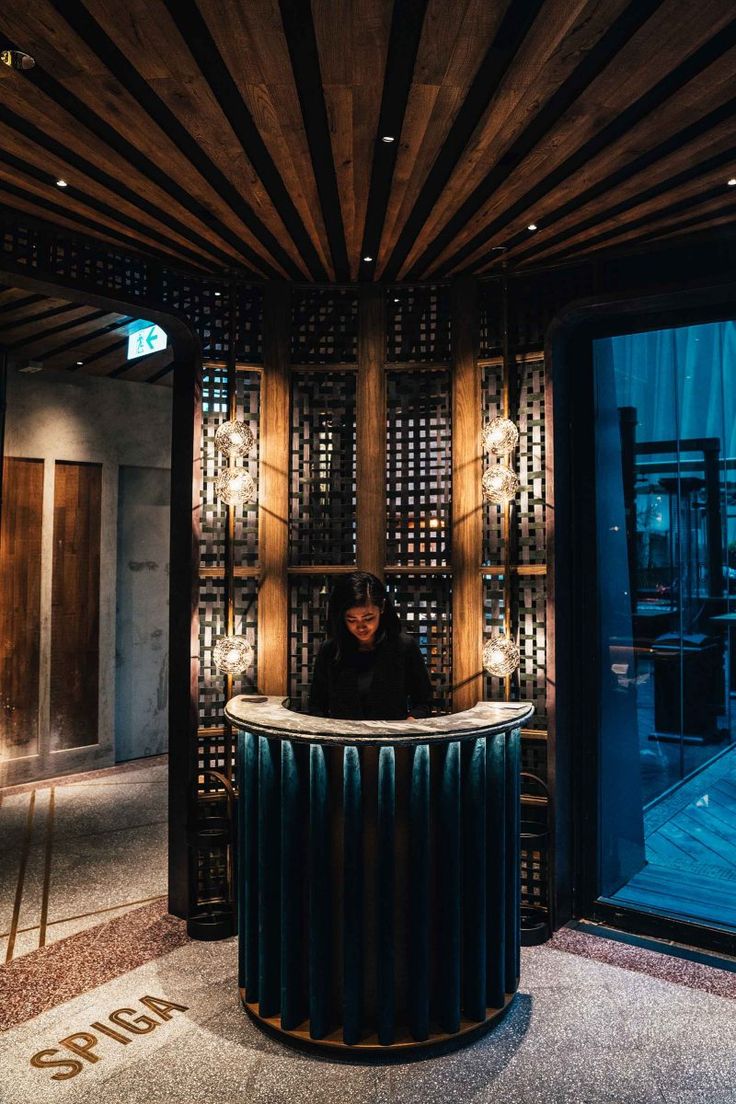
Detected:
[
  {"left": 281, "top": 741, "right": 306, "bottom": 1029},
  {"left": 343, "top": 745, "right": 363, "bottom": 1044},
  {"left": 258, "top": 735, "right": 280, "bottom": 1017},
  {"left": 408, "top": 743, "right": 430, "bottom": 1040},
  {"left": 377, "top": 746, "right": 396, "bottom": 1045},
  {"left": 462, "top": 737, "right": 487, "bottom": 1021},
  {"left": 486, "top": 732, "right": 506, "bottom": 1008},
  {"left": 437, "top": 740, "right": 461, "bottom": 1033},
  {"left": 309, "top": 745, "right": 330, "bottom": 1038},
  {"left": 505, "top": 727, "right": 521, "bottom": 994},
  {"left": 242, "top": 731, "right": 259, "bottom": 1002}
]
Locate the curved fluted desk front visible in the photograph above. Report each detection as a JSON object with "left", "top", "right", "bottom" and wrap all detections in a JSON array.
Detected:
[{"left": 225, "top": 696, "right": 533, "bottom": 1057}]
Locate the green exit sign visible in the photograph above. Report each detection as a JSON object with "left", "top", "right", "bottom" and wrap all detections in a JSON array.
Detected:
[{"left": 127, "top": 323, "right": 167, "bottom": 360}]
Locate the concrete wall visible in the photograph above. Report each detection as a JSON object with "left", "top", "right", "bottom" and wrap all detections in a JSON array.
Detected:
[{"left": 3, "top": 366, "right": 172, "bottom": 783}]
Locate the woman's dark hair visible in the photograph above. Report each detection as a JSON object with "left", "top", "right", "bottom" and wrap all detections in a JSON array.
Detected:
[{"left": 327, "top": 571, "right": 401, "bottom": 659}]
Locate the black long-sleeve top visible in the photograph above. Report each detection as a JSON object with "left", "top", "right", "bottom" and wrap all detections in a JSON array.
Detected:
[{"left": 308, "top": 632, "right": 433, "bottom": 720}]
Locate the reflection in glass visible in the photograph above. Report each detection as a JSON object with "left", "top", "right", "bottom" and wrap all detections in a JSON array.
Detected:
[{"left": 594, "top": 321, "right": 736, "bottom": 933}]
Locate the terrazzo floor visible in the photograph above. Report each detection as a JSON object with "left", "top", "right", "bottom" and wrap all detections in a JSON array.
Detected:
[
  {"left": 1, "top": 922, "right": 735, "bottom": 1104},
  {"left": 0, "top": 757, "right": 168, "bottom": 962}
]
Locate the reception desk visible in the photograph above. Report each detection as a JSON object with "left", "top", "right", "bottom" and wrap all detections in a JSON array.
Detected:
[{"left": 225, "top": 696, "right": 533, "bottom": 1056}]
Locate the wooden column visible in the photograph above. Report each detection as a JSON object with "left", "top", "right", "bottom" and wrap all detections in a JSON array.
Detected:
[
  {"left": 451, "top": 276, "right": 482, "bottom": 713},
  {"left": 258, "top": 283, "right": 291, "bottom": 694},
  {"left": 357, "top": 285, "right": 386, "bottom": 578},
  {"left": 168, "top": 340, "right": 201, "bottom": 918}
]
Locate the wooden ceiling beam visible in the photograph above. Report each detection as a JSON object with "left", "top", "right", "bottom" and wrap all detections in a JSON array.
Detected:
[
  {"left": 281, "top": 0, "right": 351, "bottom": 280},
  {"left": 379, "top": 0, "right": 545, "bottom": 281},
  {"left": 58, "top": 0, "right": 307, "bottom": 280},
  {"left": 421, "top": 5, "right": 736, "bottom": 277}
]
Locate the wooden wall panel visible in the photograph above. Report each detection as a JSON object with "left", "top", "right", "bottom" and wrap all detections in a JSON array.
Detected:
[
  {"left": 50, "top": 461, "right": 102, "bottom": 750},
  {"left": 0, "top": 457, "right": 43, "bottom": 759}
]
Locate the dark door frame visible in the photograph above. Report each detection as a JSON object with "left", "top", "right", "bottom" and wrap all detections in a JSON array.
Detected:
[
  {"left": 547, "top": 278, "right": 736, "bottom": 954},
  {"left": 0, "top": 263, "right": 201, "bottom": 920}
]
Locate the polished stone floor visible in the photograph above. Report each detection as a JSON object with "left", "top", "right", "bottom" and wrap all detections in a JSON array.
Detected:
[
  {"left": 1, "top": 928, "right": 736, "bottom": 1104},
  {"left": 2, "top": 758, "right": 736, "bottom": 1103},
  {"left": 0, "top": 757, "right": 167, "bottom": 962}
]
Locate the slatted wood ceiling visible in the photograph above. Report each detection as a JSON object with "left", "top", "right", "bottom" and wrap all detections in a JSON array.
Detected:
[{"left": 0, "top": 0, "right": 735, "bottom": 284}]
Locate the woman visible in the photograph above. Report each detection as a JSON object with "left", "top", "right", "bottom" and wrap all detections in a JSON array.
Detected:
[{"left": 308, "top": 571, "right": 433, "bottom": 720}]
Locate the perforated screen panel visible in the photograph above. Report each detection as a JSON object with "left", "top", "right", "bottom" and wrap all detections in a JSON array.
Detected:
[
  {"left": 386, "top": 285, "right": 451, "bottom": 362},
  {"left": 290, "top": 373, "right": 357, "bottom": 565},
  {"left": 200, "top": 368, "right": 260, "bottom": 570},
  {"left": 291, "top": 288, "right": 358, "bottom": 363},
  {"left": 288, "top": 574, "right": 334, "bottom": 712},
  {"left": 386, "top": 371, "right": 451, "bottom": 566},
  {"left": 385, "top": 573, "right": 452, "bottom": 713}
]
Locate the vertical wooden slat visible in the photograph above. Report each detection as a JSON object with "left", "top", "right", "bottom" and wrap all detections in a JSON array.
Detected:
[
  {"left": 486, "top": 730, "right": 506, "bottom": 1008},
  {"left": 343, "top": 744, "right": 363, "bottom": 1044},
  {"left": 462, "top": 735, "right": 487, "bottom": 1021},
  {"left": 309, "top": 744, "right": 330, "bottom": 1038},
  {"left": 258, "top": 734, "right": 281, "bottom": 1017},
  {"left": 451, "top": 275, "right": 482, "bottom": 712},
  {"left": 281, "top": 739, "right": 306, "bottom": 1029},
  {"left": 357, "top": 284, "right": 386, "bottom": 577},
  {"left": 505, "top": 725, "right": 522, "bottom": 993},
  {"left": 258, "top": 282, "right": 290, "bottom": 693},
  {"left": 376, "top": 745, "right": 395, "bottom": 1045},
  {"left": 437, "top": 739, "right": 461, "bottom": 1033},
  {"left": 50, "top": 461, "right": 101, "bottom": 751},
  {"left": 168, "top": 341, "right": 200, "bottom": 919},
  {"left": 242, "top": 731, "right": 259, "bottom": 1001},
  {"left": 408, "top": 742, "right": 430, "bottom": 1040},
  {"left": 0, "top": 457, "right": 43, "bottom": 760}
]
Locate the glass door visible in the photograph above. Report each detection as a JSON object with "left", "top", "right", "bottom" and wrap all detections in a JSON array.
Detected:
[{"left": 593, "top": 320, "right": 736, "bottom": 936}]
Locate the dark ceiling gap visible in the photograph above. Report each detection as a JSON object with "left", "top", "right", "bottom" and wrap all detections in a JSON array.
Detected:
[
  {"left": 279, "top": 0, "right": 350, "bottom": 282},
  {"left": 47, "top": 1, "right": 305, "bottom": 280},
  {"left": 429, "top": 11, "right": 736, "bottom": 277},
  {"left": 532, "top": 186, "right": 736, "bottom": 270},
  {"left": 0, "top": 105, "right": 244, "bottom": 272},
  {"left": 162, "top": 0, "right": 328, "bottom": 281},
  {"left": 357, "top": 0, "right": 428, "bottom": 282},
  {"left": 555, "top": 204, "right": 736, "bottom": 268},
  {"left": 41, "top": 317, "right": 133, "bottom": 363},
  {"left": 67, "top": 336, "right": 127, "bottom": 370},
  {"left": 407, "top": 0, "right": 667, "bottom": 277},
  {"left": 0, "top": 181, "right": 198, "bottom": 269},
  {"left": 5, "top": 309, "right": 110, "bottom": 352},
  {"left": 0, "top": 293, "right": 44, "bottom": 316},
  {"left": 379, "top": 0, "right": 549, "bottom": 282},
  {"left": 0, "top": 144, "right": 217, "bottom": 273},
  {"left": 472, "top": 100, "right": 736, "bottom": 270},
  {"left": 0, "top": 301, "right": 84, "bottom": 332},
  {"left": 497, "top": 142, "right": 736, "bottom": 270},
  {"left": 6, "top": 36, "right": 274, "bottom": 280},
  {"left": 146, "top": 362, "right": 174, "bottom": 384}
]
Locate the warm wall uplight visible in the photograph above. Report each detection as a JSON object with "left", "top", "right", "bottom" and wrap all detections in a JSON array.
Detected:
[
  {"left": 481, "top": 464, "right": 520, "bottom": 505},
  {"left": 215, "top": 419, "right": 255, "bottom": 459},
  {"left": 483, "top": 632, "right": 520, "bottom": 677},
  {"left": 215, "top": 468, "right": 256, "bottom": 506},
  {"left": 213, "top": 635, "right": 253, "bottom": 675}
]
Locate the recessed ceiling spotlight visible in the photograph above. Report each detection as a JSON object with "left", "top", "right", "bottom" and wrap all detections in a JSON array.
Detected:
[
  {"left": 381, "top": 135, "right": 395, "bottom": 143},
  {"left": 214, "top": 290, "right": 222, "bottom": 296},
  {"left": 76, "top": 360, "right": 83, "bottom": 365},
  {"left": 363, "top": 255, "right": 373, "bottom": 262},
  {"left": 393, "top": 297, "right": 400, "bottom": 303},
  {"left": 56, "top": 179, "right": 68, "bottom": 188},
  {"left": 728, "top": 178, "right": 736, "bottom": 186},
  {"left": 1, "top": 49, "right": 35, "bottom": 71},
  {"left": 527, "top": 223, "right": 537, "bottom": 231}
]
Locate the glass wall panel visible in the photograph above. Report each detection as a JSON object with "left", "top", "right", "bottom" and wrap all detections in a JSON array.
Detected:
[{"left": 594, "top": 321, "right": 736, "bottom": 932}]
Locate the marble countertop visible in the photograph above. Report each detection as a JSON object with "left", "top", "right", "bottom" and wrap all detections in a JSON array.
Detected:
[{"left": 225, "top": 696, "right": 533, "bottom": 746}]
